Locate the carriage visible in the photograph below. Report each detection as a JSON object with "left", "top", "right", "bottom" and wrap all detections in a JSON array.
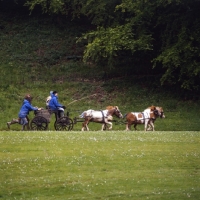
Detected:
[{"left": 30, "top": 109, "right": 74, "bottom": 131}]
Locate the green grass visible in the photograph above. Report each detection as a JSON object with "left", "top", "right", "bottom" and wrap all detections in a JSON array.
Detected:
[
  {"left": 1, "top": 12, "right": 200, "bottom": 132},
  {"left": 0, "top": 131, "right": 199, "bottom": 199},
  {"left": 1, "top": 10, "right": 200, "bottom": 200}
]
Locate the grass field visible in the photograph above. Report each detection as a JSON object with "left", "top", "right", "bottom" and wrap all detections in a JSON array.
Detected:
[
  {"left": 0, "top": 131, "right": 199, "bottom": 199},
  {"left": 0, "top": 10, "right": 200, "bottom": 200}
]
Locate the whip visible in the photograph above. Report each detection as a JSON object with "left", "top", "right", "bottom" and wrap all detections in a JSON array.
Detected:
[{"left": 67, "top": 93, "right": 98, "bottom": 105}]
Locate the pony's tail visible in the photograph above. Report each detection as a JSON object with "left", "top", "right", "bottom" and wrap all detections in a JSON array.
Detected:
[{"left": 79, "top": 112, "right": 85, "bottom": 118}]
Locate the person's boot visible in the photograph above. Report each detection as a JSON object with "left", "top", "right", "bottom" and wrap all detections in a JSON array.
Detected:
[
  {"left": 26, "top": 124, "right": 30, "bottom": 130},
  {"left": 25, "top": 123, "right": 30, "bottom": 130},
  {"left": 7, "top": 122, "right": 11, "bottom": 129}
]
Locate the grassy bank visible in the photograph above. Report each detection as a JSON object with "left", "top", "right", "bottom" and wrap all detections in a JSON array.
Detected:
[
  {"left": 2, "top": 79, "right": 200, "bottom": 131},
  {"left": 0, "top": 131, "right": 199, "bottom": 199},
  {"left": 0, "top": 12, "right": 200, "bottom": 131}
]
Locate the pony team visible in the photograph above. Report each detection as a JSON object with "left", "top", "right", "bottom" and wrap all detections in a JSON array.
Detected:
[{"left": 80, "top": 105, "right": 165, "bottom": 131}]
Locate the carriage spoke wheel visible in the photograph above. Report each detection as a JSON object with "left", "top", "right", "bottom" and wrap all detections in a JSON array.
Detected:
[
  {"left": 30, "top": 116, "right": 48, "bottom": 130},
  {"left": 54, "top": 117, "right": 73, "bottom": 131}
]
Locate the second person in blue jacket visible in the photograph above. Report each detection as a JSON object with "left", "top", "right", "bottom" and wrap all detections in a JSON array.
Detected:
[{"left": 49, "top": 91, "right": 66, "bottom": 119}]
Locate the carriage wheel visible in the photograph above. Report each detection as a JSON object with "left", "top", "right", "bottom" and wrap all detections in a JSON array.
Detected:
[
  {"left": 54, "top": 117, "right": 73, "bottom": 131},
  {"left": 30, "top": 116, "right": 48, "bottom": 130}
]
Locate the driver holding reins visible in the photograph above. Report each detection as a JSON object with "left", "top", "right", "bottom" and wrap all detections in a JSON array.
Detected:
[{"left": 48, "top": 91, "right": 66, "bottom": 119}]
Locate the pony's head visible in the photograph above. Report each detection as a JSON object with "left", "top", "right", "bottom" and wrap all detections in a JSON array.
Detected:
[
  {"left": 108, "top": 106, "right": 123, "bottom": 118},
  {"left": 155, "top": 107, "right": 165, "bottom": 118},
  {"left": 151, "top": 106, "right": 165, "bottom": 119},
  {"left": 145, "top": 105, "right": 165, "bottom": 119}
]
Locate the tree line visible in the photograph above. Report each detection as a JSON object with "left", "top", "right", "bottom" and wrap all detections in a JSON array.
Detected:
[{"left": 1, "top": 0, "right": 200, "bottom": 92}]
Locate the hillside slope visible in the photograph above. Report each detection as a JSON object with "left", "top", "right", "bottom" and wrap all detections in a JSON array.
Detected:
[{"left": 0, "top": 12, "right": 200, "bottom": 131}]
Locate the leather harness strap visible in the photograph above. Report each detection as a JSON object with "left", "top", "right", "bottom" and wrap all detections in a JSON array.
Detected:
[
  {"left": 100, "top": 110, "right": 106, "bottom": 123},
  {"left": 139, "top": 112, "right": 155, "bottom": 123}
]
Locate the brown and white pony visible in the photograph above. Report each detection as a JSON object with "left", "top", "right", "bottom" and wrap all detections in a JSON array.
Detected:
[
  {"left": 125, "top": 106, "right": 163, "bottom": 131},
  {"left": 81, "top": 106, "right": 123, "bottom": 131},
  {"left": 144, "top": 106, "right": 165, "bottom": 131}
]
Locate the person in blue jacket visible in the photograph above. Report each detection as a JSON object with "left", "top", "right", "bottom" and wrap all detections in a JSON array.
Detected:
[
  {"left": 48, "top": 91, "right": 66, "bottom": 119},
  {"left": 18, "top": 94, "right": 41, "bottom": 130}
]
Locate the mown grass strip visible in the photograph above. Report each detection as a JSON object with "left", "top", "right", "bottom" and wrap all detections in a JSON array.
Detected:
[{"left": 0, "top": 131, "right": 199, "bottom": 199}]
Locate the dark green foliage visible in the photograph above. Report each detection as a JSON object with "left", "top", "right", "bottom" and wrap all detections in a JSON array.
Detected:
[
  {"left": 1, "top": 0, "right": 200, "bottom": 91},
  {"left": 152, "top": 0, "right": 200, "bottom": 90}
]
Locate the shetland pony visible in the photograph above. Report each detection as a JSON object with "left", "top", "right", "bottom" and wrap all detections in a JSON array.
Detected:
[
  {"left": 125, "top": 106, "right": 163, "bottom": 131},
  {"left": 80, "top": 106, "right": 123, "bottom": 131},
  {"left": 144, "top": 106, "right": 165, "bottom": 131}
]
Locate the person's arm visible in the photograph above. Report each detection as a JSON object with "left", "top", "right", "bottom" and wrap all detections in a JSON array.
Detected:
[
  {"left": 27, "top": 104, "right": 40, "bottom": 111},
  {"left": 53, "top": 98, "right": 63, "bottom": 108}
]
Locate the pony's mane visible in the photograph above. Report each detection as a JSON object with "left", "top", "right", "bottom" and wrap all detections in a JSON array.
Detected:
[
  {"left": 106, "top": 106, "right": 120, "bottom": 110},
  {"left": 147, "top": 106, "right": 164, "bottom": 112},
  {"left": 147, "top": 105, "right": 156, "bottom": 111},
  {"left": 106, "top": 106, "right": 115, "bottom": 110}
]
